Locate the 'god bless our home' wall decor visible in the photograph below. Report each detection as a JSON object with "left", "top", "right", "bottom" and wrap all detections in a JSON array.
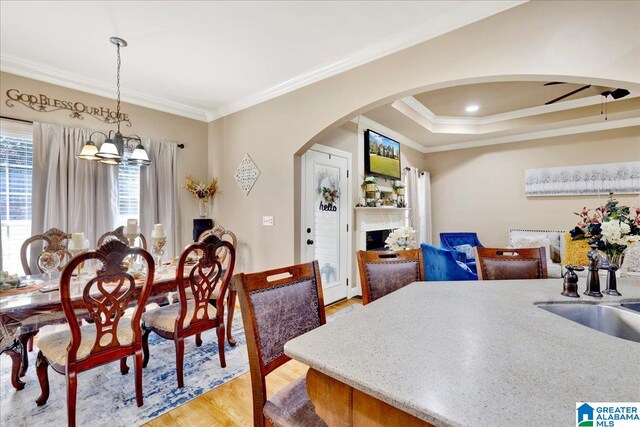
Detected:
[
  {"left": 5, "top": 88, "right": 131, "bottom": 126},
  {"left": 525, "top": 161, "right": 640, "bottom": 197}
]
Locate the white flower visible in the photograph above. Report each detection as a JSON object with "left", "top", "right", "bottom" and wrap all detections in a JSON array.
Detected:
[
  {"left": 385, "top": 226, "right": 418, "bottom": 250},
  {"left": 601, "top": 220, "right": 630, "bottom": 246}
]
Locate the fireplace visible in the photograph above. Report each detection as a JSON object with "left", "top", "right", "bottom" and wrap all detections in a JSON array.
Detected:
[
  {"left": 366, "top": 229, "right": 392, "bottom": 251},
  {"left": 353, "top": 207, "right": 409, "bottom": 295}
]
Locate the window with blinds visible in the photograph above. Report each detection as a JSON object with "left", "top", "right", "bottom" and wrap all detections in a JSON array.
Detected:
[
  {"left": 0, "top": 120, "right": 33, "bottom": 274},
  {"left": 118, "top": 153, "right": 141, "bottom": 225}
]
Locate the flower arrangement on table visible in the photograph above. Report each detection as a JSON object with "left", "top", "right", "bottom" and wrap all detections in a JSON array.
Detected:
[
  {"left": 570, "top": 194, "right": 640, "bottom": 266},
  {"left": 185, "top": 175, "right": 219, "bottom": 217},
  {"left": 385, "top": 226, "right": 418, "bottom": 251}
]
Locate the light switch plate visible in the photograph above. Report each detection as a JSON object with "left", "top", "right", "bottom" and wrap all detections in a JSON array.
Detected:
[{"left": 262, "top": 216, "right": 274, "bottom": 226}]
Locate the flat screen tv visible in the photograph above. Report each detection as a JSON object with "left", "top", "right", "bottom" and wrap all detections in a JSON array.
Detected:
[{"left": 364, "top": 129, "right": 401, "bottom": 180}]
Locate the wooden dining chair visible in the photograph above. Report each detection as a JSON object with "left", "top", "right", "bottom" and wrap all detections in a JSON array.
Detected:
[
  {"left": 475, "top": 247, "right": 548, "bottom": 280},
  {"left": 199, "top": 225, "right": 239, "bottom": 346},
  {"left": 34, "top": 240, "right": 155, "bottom": 427},
  {"left": 236, "top": 261, "right": 328, "bottom": 427},
  {"left": 356, "top": 249, "right": 425, "bottom": 305},
  {"left": 97, "top": 225, "right": 148, "bottom": 250},
  {"left": 20, "top": 227, "right": 72, "bottom": 275},
  {"left": 141, "top": 234, "right": 235, "bottom": 388}
]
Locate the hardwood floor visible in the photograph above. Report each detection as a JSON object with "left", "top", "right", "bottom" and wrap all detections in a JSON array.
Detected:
[{"left": 143, "top": 297, "right": 361, "bottom": 427}]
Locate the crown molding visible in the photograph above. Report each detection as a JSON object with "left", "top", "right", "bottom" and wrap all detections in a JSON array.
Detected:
[
  {"left": 422, "top": 116, "right": 640, "bottom": 153},
  {"left": 397, "top": 92, "right": 639, "bottom": 128},
  {"left": 352, "top": 115, "right": 428, "bottom": 154},
  {"left": 1, "top": 55, "right": 210, "bottom": 122}
]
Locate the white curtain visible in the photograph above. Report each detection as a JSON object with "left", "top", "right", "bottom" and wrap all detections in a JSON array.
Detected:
[
  {"left": 139, "top": 140, "right": 180, "bottom": 259},
  {"left": 31, "top": 122, "right": 118, "bottom": 269},
  {"left": 405, "top": 167, "right": 432, "bottom": 245}
]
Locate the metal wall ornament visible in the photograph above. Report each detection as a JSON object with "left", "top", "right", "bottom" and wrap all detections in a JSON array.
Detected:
[
  {"left": 76, "top": 37, "right": 150, "bottom": 166},
  {"left": 234, "top": 153, "right": 261, "bottom": 195},
  {"left": 525, "top": 161, "right": 640, "bottom": 197},
  {"left": 5, "top": 88, "right": 132, "bottom": 126}
]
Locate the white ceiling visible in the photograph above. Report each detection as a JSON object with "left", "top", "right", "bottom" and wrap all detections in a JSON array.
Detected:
[{"left": 0, "top": 1, "right": 524, "bottom": 121}]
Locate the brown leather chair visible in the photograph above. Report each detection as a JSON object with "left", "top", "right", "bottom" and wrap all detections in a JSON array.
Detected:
[
  {"left": 20, "top": 227, "right": 71, "bottom": 275},
  {"left": 356, "top": 249, "right": 425, "bottom": 305},
  {"left": 475, "top": 247, "right": 548, "bottom": 280},
  {"left": 35, "top": 240, "right": 155, "bottom": 427},
  {"left": 141, "top": 234, "right": 235, "bottom": 388},
  {"left": 236, "top": 261, "right": 328, "bottom": 427},
  {"left": 97, "top": 225, "right": 148, "bottom": 250}
]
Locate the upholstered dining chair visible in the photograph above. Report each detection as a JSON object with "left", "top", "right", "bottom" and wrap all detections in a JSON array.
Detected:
[
  {"left": 356, "top": 249, "right": 425, "bottom": 305},
  {"left": 475, "top": 247, "right": 548, "bottom": 280},
  {"left": 141, "top": 234, "right": 235, "bottom": 388},
  {"left": 34, "top": 240, "right": 155, "bottom": 427},
  {"left": 20, "top": 227, "right": 72, "bottom": 275},
  {"left": 97, "top": 225, "right": 148, "bottom": 250},
  {"left": 420, "top": 243, "right": 478, "bottom": 281},
  {"left": 236, "top": 261, "right": 328, "bottom": 427}
]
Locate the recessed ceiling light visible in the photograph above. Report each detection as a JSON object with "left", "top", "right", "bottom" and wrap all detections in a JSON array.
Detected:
[{"left": 465, "top": 105, "right": 479, "bottom": 113}]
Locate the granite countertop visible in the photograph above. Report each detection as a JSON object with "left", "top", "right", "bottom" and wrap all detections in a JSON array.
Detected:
[{"left": 284, "top": 277, "right": 640, "bottom": 426}]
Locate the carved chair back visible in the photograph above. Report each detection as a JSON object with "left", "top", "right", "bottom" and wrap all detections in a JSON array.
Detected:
[
  {"left": 59, "top": 240, "right": 155, "bottom": 366},
  {"left": 475, "top": 247, "right": 548, "bottom": 280},
  {"left": 199, "top": 225, "right": 237, "bottom": 270},
  {"left": 97, "top": 226, "right": 148, "bottom": 250},
  {"left": 20, "top": 228, "right": 72, "bottom": 275},
  {"left": 356, "top": 249, "right": 425, "bottom": 305},
  {"left": 236, "top": 261, "right": 326, "bottom": 427},
  {"left": 175, "top": 234, "right": 235, "bottom": 331}
]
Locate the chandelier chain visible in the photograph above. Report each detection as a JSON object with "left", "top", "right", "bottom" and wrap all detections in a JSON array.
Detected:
[{"left": 116, "top": 42, "right": 121, "bottom": 133}]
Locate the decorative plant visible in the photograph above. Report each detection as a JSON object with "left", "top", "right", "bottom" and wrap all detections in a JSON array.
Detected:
[
  {"left": 321, "top": 185, "right": 339, "bottom": 204},
  {"left": 392, "top": 180, "right": 405, "bottom": 190},
  {"left": 363, "top": 176, "right": 377, "bottom": 185},
  {"left": 185, "top": 175, "right": 219, "bottom": 202},
  {"left": 385, "top": 226, "right": 418, "bottom": 251},
  {"left": 570, "top": 193, "right": 640, "bottom": 265}
]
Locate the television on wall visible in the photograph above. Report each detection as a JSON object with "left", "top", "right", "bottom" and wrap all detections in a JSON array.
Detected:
[{"left": 364, "top": 129, "right": 401, "bottom": 180}]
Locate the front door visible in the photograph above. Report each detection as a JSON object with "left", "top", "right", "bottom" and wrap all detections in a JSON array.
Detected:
[{"left": 302, "top": 148, "right": 349, "bottom": 305}]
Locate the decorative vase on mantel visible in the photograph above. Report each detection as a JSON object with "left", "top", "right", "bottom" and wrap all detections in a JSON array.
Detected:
[{"left": 198, "top": 199, "right": 209, "bottom": 218}]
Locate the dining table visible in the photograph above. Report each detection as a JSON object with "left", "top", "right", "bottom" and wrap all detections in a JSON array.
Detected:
[
  {"left": 285, "top": 276, "right": 640, "bottom": 426},
  {"left": 0, "top": 264, "right": 238, "bottom": 391}
]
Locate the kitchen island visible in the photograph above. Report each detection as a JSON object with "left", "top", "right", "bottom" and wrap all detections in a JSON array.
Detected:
[{"left": 284, "top": 278, "right": 640, "bottom": 426}]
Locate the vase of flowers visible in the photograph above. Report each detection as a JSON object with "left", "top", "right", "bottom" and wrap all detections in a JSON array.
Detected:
[
  {"left": 385, "top": 226, "right": 418, "bottom": 251},
  {"left": 570, "top": 194, "right": 640, "bottom": 267},
  {"left": 185, "top": 175, "right": 219, "bottom": 218}
]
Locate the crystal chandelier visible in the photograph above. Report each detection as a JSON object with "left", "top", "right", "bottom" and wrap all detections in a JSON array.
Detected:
[{"left": 77, "top": 37, "right": 150, "bottom": 166}]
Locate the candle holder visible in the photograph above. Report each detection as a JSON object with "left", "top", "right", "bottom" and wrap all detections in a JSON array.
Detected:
[
  {"left": 68, "top": 238, "right": 89, "bottom": 279},
  {"left": 152, "top": 237, "right": 167, "bottom": 274},
  {"left": 124, "top": 229, "right": 138, "bottom": 247}
]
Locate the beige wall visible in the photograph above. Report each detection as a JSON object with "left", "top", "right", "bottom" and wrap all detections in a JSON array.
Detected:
[
  {"left": 424, "top": 127, "right": 640, "bottom": 246},
  {"left": 210, "top": 0, "right": 640, "bottom": 273},
  {"left": 0, "top": 72, "right": 208, "bottom": 247}
]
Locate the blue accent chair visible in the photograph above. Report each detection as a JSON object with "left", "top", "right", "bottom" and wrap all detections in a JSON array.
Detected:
[
  {"left": 421, "top": 243, "right": 478, "bottom": 281},
  {"left": 439, "top": 232, "right": 484, "bottom": 273}
]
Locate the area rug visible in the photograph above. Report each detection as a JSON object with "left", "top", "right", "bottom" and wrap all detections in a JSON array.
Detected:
[{"left": 0, "top": 311, "right": 249, "bottom": 426}]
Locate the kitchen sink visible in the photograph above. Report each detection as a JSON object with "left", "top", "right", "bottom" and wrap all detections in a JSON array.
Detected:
[
  {"left": 537, "top": 303, "right": 640, "bottom": 343},
  {"left": 621, "top": 302, "right": 640, "bottom": 313}
]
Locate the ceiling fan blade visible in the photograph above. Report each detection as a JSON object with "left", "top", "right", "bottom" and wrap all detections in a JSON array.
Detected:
[
  {"left": 545, "top": 85, "right": 591, "bottom": 105},
  {"left": 610, "top": 88, "right": 630, "bottom": 99},
  {"left": 544, "top": 81, "right": 567, "bottom": 86}
]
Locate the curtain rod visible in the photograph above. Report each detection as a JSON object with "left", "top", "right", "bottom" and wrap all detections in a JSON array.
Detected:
[
  {"left": 0, "top": 115, "right": 33, "bottom": 124},
  {"left": 0, "top": 115, "right": 185, "bottom": 149}
]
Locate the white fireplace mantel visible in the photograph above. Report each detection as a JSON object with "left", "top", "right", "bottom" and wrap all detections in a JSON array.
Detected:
[{"left": 353, "top": 207, "right": 409, "bottom": 295}]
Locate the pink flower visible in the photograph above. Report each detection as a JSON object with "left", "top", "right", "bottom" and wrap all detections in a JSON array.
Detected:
[
  {"left": 581, "top": 207, "right": 590, "bottom": 216},
  {"left": 590, "top": 215, "right": 600, "bottom": 224},
  {"left": 578, "top": 222, "right": 587, "bottom": 229},
  {"left": 636, "top": 207, "right": 640, "bottom": 216},
  {"left": 635, "top": 216, "right": 640, "bottom": 225}
]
